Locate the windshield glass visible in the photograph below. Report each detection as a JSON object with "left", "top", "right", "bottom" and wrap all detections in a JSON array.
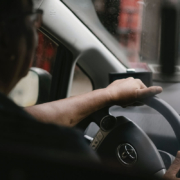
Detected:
[
  {"left": 93, "top": 0, "right": 160, "bottom": 64},
  {"left": 92, "top": 0, "right": 180, "bottom": 74},
  {"left": 62, "top": 0, "right": 180, "bottom": 80}
]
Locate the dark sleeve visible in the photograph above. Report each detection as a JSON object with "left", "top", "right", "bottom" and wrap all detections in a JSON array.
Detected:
[
  {"left": 0, "top": 110, "right": 99, "bottom": 163},
  {"left": 59, "top": 127, "right": 100, "bottom": 162}
]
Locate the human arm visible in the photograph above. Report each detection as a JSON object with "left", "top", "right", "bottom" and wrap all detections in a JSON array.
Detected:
[{"left": 25, "top": 77, "right": 162, "bottom": 127}]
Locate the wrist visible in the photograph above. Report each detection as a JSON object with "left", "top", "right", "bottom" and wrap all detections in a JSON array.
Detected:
[{"left": 103, "top": 88, "right": 114, "bottom": 106}]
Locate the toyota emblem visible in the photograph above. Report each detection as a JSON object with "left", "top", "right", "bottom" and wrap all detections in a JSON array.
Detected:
[{"left": 117, "top": 143, "right": 137, "bottom": 166}]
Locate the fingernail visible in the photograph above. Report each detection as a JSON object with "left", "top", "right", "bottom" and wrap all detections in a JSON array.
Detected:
[{"left": 157, "top": 87, "right": 163, "bottom": 92}]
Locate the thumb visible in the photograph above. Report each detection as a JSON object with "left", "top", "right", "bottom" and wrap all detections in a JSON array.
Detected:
[{"left": 136, "top": 86, "right": 163, "bottom": 100}]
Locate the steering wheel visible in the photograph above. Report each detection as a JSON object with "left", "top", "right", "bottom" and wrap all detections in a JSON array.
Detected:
[{"left": 79, "top": 96, "right": 180, "bottom": 179}]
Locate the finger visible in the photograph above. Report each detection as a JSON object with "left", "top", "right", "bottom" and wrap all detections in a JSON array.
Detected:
[
  {"left": 136, "top": 86, "right": 163, "bottom": 100},
  {"left": 135, "top": 79, "right": 147, "bottom": 89},
  {"left": 168, "top": 151, "right": 180, "bottom": 175},
  {"left": 126, "top": 77, "right": 134, "bottom": 80},
  {"left": 164, "top": 151, "right": 180, "bottom": 179}
]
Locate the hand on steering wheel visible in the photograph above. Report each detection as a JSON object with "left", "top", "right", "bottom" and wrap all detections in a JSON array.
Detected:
[
  {"left": 105, "top": 77, "right": 162, "bottom": 107},
  {"left": 163, "top": 151, "right": 180, "bottom": 180},
  {"left": 89, "top": 96, "right": 180, "bottom": 180}
]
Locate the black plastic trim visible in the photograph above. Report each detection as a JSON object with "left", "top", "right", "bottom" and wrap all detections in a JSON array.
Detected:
[
  {"left": 38, "top": 28, "right": 74, "bottom": 101},
  {"left": 50, "top": 44, "right": 73, "bottom": 100}
]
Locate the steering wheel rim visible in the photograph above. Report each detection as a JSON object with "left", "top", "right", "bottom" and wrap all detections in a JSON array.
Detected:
[
  {"left": 138, "top": 96, "right": 180, "bottom": 146},
  {"left": 80, "top": 96, "right": 180, "bottom": 179},
  {"left": 86, "top": 96, "right": 180, "bottom": 179}
]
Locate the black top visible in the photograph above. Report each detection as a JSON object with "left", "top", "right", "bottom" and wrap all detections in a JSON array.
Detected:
[
  {"left": 0, "top": 92, "right": 98, "bottom": 162},
  {"left": 0, "top": 93, "right": 152, "bottom": 180}
]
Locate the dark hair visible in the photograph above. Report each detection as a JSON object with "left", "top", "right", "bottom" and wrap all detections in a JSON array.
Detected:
[
  {"left": 0, "top": 0, "right": 33, "bottom": 22},
  {"left": 0, "top": 0, "right": 33, "bottom": 86}
]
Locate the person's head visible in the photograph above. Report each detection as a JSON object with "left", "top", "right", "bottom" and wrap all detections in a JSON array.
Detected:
[{"left": 0, "top": 0, "right": 42, "bottom": 95}]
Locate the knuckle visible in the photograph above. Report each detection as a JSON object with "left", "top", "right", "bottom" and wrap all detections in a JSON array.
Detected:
[
  {"left": 174, "top": 157, "right": 180, "bottom": 166},
  {"left": 136, "top": 79, "right": 142, "bottom": 84},
  {"left": 127, "top": 77, "right": 134, "bottom": 80},
  {"left": 111, "top": 80, "right": 120, "bottom": 84}
]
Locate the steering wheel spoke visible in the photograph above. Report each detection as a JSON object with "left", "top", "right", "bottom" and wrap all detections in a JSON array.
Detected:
[{"left": 81, "top": 96, "right": 180, "bottom": 179}]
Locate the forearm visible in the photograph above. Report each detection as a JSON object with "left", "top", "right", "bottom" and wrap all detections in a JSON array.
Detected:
[
  {"left": 25, "top": 89, "right": 111, "bottom": 127},
  {"left": 25, "top": 78, "right": 163, "bottom": 127}
]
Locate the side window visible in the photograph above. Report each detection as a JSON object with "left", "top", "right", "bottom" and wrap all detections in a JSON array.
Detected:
[
  {"left": 93, "top": 0, "right": 161, "bottom": 65},
  {"left": 9, "top": 30, "right": 93, "bottom": 106},
  {"left": 93, "top": 0, "right": 142, "bottom": 62},
  {"left": 33, "top": 31, "right": 58, "bottom": 74},
  {"left": 9, "top": 30, "right": 58, "bottom": 107}
]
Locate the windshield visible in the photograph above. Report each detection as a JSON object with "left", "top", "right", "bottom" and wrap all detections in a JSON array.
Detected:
[
  {"left": 93, "top": 0, "right": 144, "bottom": 63},
  {"left": 62, "top": 0, "right": 180, "bottom": 79},
  {"left": 92, "top": 0, "right": 180, "bottom": 74},
  {"left": 93, "top": 0, "right": 162, "bottom": 64}
]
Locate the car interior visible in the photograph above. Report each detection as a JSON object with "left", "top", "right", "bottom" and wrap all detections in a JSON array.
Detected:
[{"left": 4, "top": 0, "right": 180, "bottom": 179}]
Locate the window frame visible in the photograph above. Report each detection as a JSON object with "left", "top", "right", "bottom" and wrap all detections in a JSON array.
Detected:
[
  {"left": 38, "top": 28, "right": 73, "bottom": 101},
  {"left": 38, "top": 28, "right": 94, "bottom": 102}
]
